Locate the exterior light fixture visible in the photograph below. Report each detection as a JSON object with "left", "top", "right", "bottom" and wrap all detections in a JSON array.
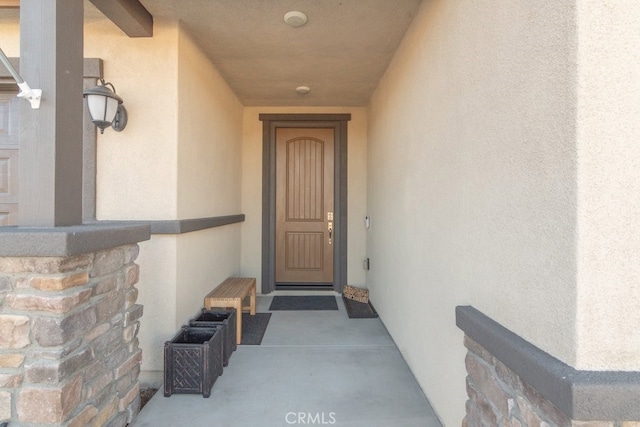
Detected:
[
  {"left": 0, "top": 47, "right": 42, "bottom": 109},
  {"left": 83, "top": 79, "right": 128, "bottom": 134}
]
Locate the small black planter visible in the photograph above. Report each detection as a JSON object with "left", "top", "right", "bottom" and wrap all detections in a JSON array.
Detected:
[
  {"left": 164, "top": 326, "right": 223, "bottom": 397},
  {"left": 189, "top": 308, "right": 237, "bottom": 367}
]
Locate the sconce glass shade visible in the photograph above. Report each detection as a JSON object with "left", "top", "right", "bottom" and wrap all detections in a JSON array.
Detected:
[{"left": 83, "top": 81, "right": 126, "bottom": 134}]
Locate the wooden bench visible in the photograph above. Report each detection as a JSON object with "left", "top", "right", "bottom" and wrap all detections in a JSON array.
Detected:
[{"left": 204, "top": 277, "right": 256, "bottom": 345}]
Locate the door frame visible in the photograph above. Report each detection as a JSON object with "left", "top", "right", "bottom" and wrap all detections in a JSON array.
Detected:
[{"left": 260, "top": 114, "right": 350, "bottom": 294}]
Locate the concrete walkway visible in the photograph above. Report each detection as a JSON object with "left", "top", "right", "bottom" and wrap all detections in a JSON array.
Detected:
[{"left": 131, "top": 294, "right": 442, "bottom": 427}]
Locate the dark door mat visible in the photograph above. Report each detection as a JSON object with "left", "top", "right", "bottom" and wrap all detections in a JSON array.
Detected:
[
  {"left": 343, "top": 296, "right": 379, "bottom": 318},
  {"left": 240, "top": 313, "right": 271, "bottom": 345},
  {"left": 269, "top": 295, "right": 338, "bottom": 311}
]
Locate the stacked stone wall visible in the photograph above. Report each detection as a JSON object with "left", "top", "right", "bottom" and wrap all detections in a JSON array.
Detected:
[
  {"left": 463, "top": 336, "right": 640, "bottom": 427},
  {"left": 0, "top": 244, "right": 142, "bottom": 426}
]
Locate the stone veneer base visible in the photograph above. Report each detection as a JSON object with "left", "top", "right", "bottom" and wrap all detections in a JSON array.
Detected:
[
  {"left": 0, "top": 224, "right": 150, "bottom": 426},
  {"left": 456, "top": 306, "right": 640, "bottom": 426}
]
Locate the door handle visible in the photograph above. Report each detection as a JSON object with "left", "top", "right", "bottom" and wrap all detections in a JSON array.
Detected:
[{"left": 328, "top": 222, "right": 333, "bottom": 245}]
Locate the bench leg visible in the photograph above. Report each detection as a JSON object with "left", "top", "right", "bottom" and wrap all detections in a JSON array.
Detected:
[
  {"left": 250, "top": 282, "right": 256, "bottom": 315},
  {"left": 234, "top": 299, "right": 242, "bottom": 345}
]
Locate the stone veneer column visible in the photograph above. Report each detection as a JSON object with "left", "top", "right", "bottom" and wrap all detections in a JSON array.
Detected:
[
  {"left": 457, "top": 306, "right": 640, "bottom": 427},
  {"left": 0, "top": 244, "right": 144, "bottom": 426}
]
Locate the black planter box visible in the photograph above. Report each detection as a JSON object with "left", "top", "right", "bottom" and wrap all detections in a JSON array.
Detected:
[
  {"left": 189, "top": 308, "right": 237, "bottom": 367},
  {"left": 164, "top": 326, "right": 223, "bottom": 397}
]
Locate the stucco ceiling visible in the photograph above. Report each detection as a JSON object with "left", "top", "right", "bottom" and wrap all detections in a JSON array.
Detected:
[
  {"left": 135, "top": 0, "right": 423, "bottom": 106},
  {"left": 2, "top": 0, "right": 423, "bottom": 106}
]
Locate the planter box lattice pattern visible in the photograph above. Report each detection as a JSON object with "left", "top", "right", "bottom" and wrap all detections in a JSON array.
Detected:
[
  {"left": 164, "top": 326, "right": 223, "bottom": 398},
  {"left": 189, "top": 308, "right": 237, "bottom": 367}
]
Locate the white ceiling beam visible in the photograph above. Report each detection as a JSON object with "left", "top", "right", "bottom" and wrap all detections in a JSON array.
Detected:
[{"left": 88, "top": 0, "right": 153, "bottom": 37}]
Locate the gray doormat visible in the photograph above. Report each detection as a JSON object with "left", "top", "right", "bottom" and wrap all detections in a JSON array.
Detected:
[
  {"left": 342, "top": 296, "right": 379, "bottom": 318},
  {"left": 269, "top": 295, "right": 338, "bottom": 311},
  {"left": 240, "top": 313, "right": 271, "bottom": 345}
]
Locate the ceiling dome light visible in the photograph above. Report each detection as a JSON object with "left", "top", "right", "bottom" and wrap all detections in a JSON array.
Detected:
[
  {"left": 284, "top": 11, "right": 308, "bottom": 27},
  {"left": 296, "top": 86, "right": 311, "bottom": 94}
]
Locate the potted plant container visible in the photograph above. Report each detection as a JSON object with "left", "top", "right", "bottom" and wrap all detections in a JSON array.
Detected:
[
  {"left": 189, "top": 308, "right": 237, "bottom": 366},
  {"left": 164, "top": 325, "right": 223, "bottom": 397}
]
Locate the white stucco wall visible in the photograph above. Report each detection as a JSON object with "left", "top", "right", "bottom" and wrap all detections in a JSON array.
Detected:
[
  {"left": 83, "top": 19, "right": 245, "bottom": 376},
  {"left": 575, "top": 1, "right": 640, "bottom": 370},
  {"left": 175, "top": 25, "right": 243, "bottom": 329},
  {"left": 367, "top": 1, "right": 578, "bottom": 425},
  {"left": 85, "top": 19, "right": 179, "bottom": 220},
  {"left": 176, "top": 27, "right": 243, "bottom": 218},
  {"left": 240, "top": 107, "right": 368, "bottom": 292},
  {"left": 136, "top": 237, "right": 177, "bottom": 375}
]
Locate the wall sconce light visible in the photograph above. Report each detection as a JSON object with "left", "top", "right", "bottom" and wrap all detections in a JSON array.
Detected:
[{"left": 83, "top": 79, "right": 128, "bottom": 134}]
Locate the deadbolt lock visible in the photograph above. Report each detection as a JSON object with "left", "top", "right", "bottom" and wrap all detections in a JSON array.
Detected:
[{"left": 327, "top": 211, "right": 333, "bottom": 221}]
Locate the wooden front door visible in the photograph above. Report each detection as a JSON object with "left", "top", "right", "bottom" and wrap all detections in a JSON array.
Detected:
[
  {"left": 0, "top": 92, "right": 19, "bottom": 226},
  {"left": 275, "top": 128, "right": 334, "bottom": 285}
]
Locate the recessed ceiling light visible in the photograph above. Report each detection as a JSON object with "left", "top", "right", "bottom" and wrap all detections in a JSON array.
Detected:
[
  {"left": 296, "top": 86, "right": 311, "bottom": 94},
  {"left": 284, "top": 11, "right": 308, "bottom": 27}
]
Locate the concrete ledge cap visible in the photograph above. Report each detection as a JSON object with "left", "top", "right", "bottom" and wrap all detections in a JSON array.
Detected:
[
  {"left": 88, "top": 214, "right": 245, "bottom": 235},
  {"left": 456, "top": 305, "right": 640, "bottom": 421},
  {"left": 0, "top": 223, "right": 150, "bottom": 257},
  {"left": 146, "top": 214, "right": 245, "bottom": 234}
]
